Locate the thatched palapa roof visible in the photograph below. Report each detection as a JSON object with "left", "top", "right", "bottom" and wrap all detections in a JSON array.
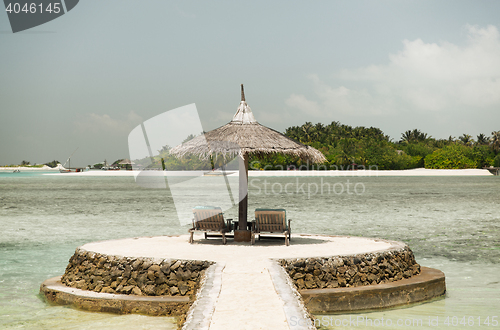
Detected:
[
  {"left": 170, "top": 85, "right": 326, "bottom": 163},
  {"left": 118, "top": 159, "right": 134, "bottom": 165}
]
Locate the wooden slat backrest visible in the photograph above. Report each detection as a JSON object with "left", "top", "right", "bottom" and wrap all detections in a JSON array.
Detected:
[
  {"left": 193, "top": 208, "right": 225, "bottom": 231},
  {"left": 255, "top": 209, "right": 286, "bottom": 233}
]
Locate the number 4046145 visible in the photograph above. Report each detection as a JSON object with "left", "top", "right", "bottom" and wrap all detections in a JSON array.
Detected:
[
  {"left": 444, "top": 316, "right": 498, "bottom": 326},
  {"left": 5, "top": 3, "right": 61, "bottom": 14}
]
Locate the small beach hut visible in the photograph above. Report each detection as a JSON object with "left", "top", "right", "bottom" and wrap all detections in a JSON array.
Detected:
[
  {"left": 118, "top": 159, "right": 134, "bottom": 170},
  {"left": 170, "top": 85, "right": 326, "bottom": 241}
]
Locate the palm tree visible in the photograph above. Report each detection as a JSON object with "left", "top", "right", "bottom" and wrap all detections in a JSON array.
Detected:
[
  {"left": 490, "top": 131, "right": 500, "bottom": 154},
  {"left": 158, "top": 145, "right": 171, "bottom": 154},
  {"left": 401, "top": 129, "right": 430, "bottom": 143},
  {"left": 337, "top": 138, "right": 356, "bottom": 166},
  {"left": 301, "top": 122, "right": 314, "bottom": 143},
  {"left": 182, "top": 134, "right": 196, "bottom": 143},
  {"left": 401, "top": 131, "right": 411, "bottom": 143},
  {"left": 477, "top": 134, "right": 489, "bottom": 145},
  {"left": 459, "top": 134, "right": 474, "bottom": 146},
  {"left": 311, "top": 123, "right": 324, "bottom": 143}
]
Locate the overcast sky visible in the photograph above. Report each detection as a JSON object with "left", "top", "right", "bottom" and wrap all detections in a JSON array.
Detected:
[{"left": 1, "top": 1, "right": 500, "bottom": 166}]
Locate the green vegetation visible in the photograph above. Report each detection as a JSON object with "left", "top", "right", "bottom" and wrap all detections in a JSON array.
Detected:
[
  {"left": 133, "top": 145, "right": 214, "bottom": 171},
  {"left": 424, "top": 144, "right": 477, "bottom": 169},
  {"left": 44, "top": 160, "right": 60, "bottom": 168},
  {"left": 2, "top": 160, "right": 60, "bottom": 168},
  {"left": 91, "top": 162, "right": 104, "bottom": 169},
  {"left": 3, "top": 162, "right": 47, "bottom": 168},
  {"left": 251, "top": 124, "right": 499, "bottom": 170},
  {"left": 130, "top": 123, "right": 500, "bottom": 171},
  {"left": 494, "top": 154, "right": 500, "bottom": 167}
]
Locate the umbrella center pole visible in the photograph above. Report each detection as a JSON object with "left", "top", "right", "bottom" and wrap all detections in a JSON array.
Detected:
[{"left": 235, "top": 153, "right": 251, "bottom": 242}]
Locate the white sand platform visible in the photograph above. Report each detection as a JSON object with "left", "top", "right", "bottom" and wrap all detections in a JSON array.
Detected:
[
  {"left": 79, "top": 234, "right": 400, "bottom": 330},
  {"left": 82, "top": 234, "right": 396, "bottom": 261},
  {"left": 41, "top": 235, "right": 447, "bottom": 329}
]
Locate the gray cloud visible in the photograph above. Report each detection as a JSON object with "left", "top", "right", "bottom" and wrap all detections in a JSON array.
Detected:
[
  {"left": 286, "top": 25, "right": 500, "bottom": 127},
  {"left": 75, "top": 111, "right": 142, "bottom": 135}
]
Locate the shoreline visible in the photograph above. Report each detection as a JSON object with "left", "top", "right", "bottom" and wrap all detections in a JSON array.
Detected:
[
  {"left": 0, "top": 166, "right": 58, "bottom": 171},
  {"left": 34, "top": 168, "right": 494, "bottom": 177}
]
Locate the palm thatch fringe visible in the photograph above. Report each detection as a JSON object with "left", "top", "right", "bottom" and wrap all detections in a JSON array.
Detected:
[{"left": 170, "top": 122, "right": 326, "bottom": 163}]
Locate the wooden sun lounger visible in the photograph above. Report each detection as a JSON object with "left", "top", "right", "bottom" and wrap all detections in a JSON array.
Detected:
[
  {"left": 252, "top": 208, "right": 291, "bottom": 246},
  {"left": 189, "top": 206, "right": 233, "bottom": 244}
]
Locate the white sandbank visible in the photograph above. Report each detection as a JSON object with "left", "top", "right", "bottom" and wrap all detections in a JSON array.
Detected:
[
  {"left": 249, "top": 168, "right": 493, "bottom": 177},
  {"left": 40, "top": 168, "right": 493, "bottom": 177},
  {"left": 0, "top": 165, "right": 58, "bottom": 171}
]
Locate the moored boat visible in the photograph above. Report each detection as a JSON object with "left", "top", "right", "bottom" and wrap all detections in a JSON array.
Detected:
[{"left": 59, "top": 148, "right": 88, "bottom": 173}]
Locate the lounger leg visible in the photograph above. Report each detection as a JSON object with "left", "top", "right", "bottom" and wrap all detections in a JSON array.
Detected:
[
  {"left": 222, "top": 232, "right": 227, "bottom": 245},
  {"left": 204, "top": 232, "right": 208, "bottom": 239},
  {"left": 285, "top": 231, "right": 289, "bottom": 246},
  {"left": 251, "top": 232, "right": 255, "bottom": 245},
  {"left": 288, "top": 219, "right": 292, "bottom": 241},
  {"left": 189, "top": 230, "right": 194, "bottom": 244}
]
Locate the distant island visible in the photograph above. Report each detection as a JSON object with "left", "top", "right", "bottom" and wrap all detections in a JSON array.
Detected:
[
  {"left": 1, "top": 159, "right": 132, "bottom": 171},
  {"left": 1, "top": 160, "right": 60, "bottom": 168},
  {"left": 134, "top": 122, "right": 500, "bottom": 171},
  {"left": 5, "top": 122, "right": 500, "bottom": 171}
]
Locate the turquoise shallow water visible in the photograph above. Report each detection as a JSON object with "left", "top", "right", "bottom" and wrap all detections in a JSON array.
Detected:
[{"left": 0, "top": 172, "right": 499, "bottom": 329}]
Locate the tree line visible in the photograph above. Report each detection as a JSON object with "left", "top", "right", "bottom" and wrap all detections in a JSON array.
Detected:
[
  {"left": 260, "top": 122, "right": 500, "bottom": 170},
  {"left": 134, "top": 122, "right": 500, "bottom": 171}
]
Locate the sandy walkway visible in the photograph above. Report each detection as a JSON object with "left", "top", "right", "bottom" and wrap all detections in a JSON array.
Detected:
[{"left": 208, "top": 258, "right": 288, "bottom": 330}]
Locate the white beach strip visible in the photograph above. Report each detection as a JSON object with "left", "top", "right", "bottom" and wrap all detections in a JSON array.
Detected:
[
  {"left": 41, "top": 168, "right": 493, "bottom": 177},
  {"left": 0, "top": 165, "right": 58, "bottom": 171},
  {"left": 247, "top": 168, "right": 493, "bottom": 177},
  {"left": 43, "top": 170, "right": 208, "bottom": 177}
]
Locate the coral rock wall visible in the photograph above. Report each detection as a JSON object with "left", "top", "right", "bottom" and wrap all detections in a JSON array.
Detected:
[
  {"left": 61, "top": 248, "right": 212, "bottom": 297},
  {"left": 281, "top": 247, "right": 420, "bottom": 290}
]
